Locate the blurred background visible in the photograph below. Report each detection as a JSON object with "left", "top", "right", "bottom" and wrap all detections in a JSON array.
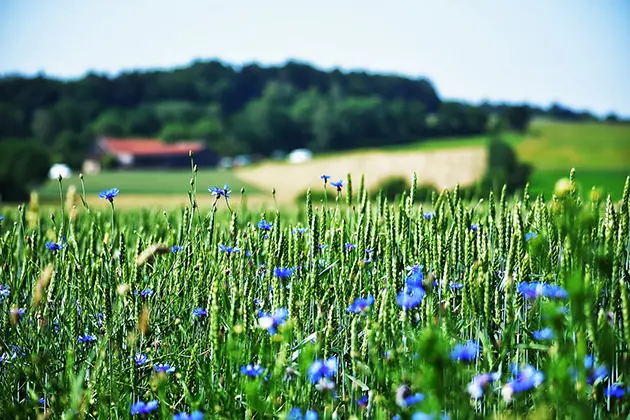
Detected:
[{"left": 0, "top": 0, "right": 628, "bottom": 209}]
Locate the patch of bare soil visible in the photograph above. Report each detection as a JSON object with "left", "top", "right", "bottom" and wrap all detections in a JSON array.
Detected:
[{"left": 235, "top": 146, "right": 487, "bottom": 203}]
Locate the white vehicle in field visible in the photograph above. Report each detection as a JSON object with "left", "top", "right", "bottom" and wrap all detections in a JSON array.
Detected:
[{"left": 288, "top": 148, "right": 312, "bottom": 164}]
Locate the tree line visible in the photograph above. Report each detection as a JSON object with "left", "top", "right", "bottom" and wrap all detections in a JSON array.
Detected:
[{"left": 0, "top": 59, "right": 609, "bottom": 172}]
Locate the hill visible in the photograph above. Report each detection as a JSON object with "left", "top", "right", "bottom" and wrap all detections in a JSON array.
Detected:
[{"left": 517, "top": 120, "right": 630, "bottom": 199}]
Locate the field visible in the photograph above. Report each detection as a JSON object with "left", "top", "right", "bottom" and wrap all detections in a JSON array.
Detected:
[
  {"left": 516, "top": 120, "right": 630, "bottom": 199},
  {"left": 30, "top": 120, "right": 628, "bottom": 212},
  {"left": 1, "top": 167, "right": 629, "bottom": 419}
]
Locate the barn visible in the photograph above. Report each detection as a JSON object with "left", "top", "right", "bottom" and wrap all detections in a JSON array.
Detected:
[{"left": 84, "top": 136, "right": 219, "bottom": 172}]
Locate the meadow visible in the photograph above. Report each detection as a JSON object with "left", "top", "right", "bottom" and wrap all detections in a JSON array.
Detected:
[
  {"left": 516, "top": 121, "right": 630, "bottom": 200},
  {"left": 1, "top": 162, "right": 630, "bottom": 419}
]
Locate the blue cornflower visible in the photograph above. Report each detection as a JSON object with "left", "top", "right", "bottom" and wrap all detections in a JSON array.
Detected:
[
  {"left": 543, "top": 284, "right": 568, "bottom": 299},
  {"left": 240, "top": 363, "right": 265, "bottom": 377},
  {"left": 450, "top": 341, "right": 479, "bottom": 362},
  {"left": 467, "top": 372, "right": 500, "bottom": 399},
  {"left": 140, "top": 288, "right": 154, "bottom": 298},
  {"left": 405, "top": 264, "right": 424, "bottom": 288},
  {"left": 0, "top": 216, "right": 3, "bottom": 221},
  {"left": 273, "top": 267, "right": 294, "bottom": 278},
  {"left": 605, "top": 384, "right": 625, "bottom": 398},
  {"left": 208, "top": 184, "right": 231, "bottom": 199},
  {"left": 45, "top": 242, "right": 60, "bottom": 251},
  {"left": 517, "top": 282, "right": 568, "bottom": 300},
  {"left": 396, "top": 286, "right": 425, "bottom": 309},
  {"left": 423, "top": 212, "right": 435, "bottom": 220},
  {"left": 471, "top": 224, "right": 478, "bottom": 231},
  {"left": 10, "top": 307, "right": 26, "bottom": 317},
  {"left": 449, "top": 283, "right": 464, "bottom": 291},
  {"left": 308, "top": 357, "right": 338, "bottom": 384},
  {"left": 173, "top": 411, "right": 204, "bottom": 420},
  {"left": 288, "top": 408, "right": 318, "bottom": 420},
  {"left": 98, "top": 188, "right": 120, "bottom": 202},
  {"left": 45, "top": 239, "right": 66, "bottom": 252},
  {"left": 171, "top": 245, "right": 182, "bottom": 253},
  {"left": 258, "top": 308, "right": 288, "bottom": 334},
  {"left": 78, "top": 335, "right": 97, "bottom": 343},
  {"left": 525, "top": 232, "right": 538, "bottom": 242},
  {"left": 400, "top": 393, "right": 424, "bottom": 408},
  {"left": 396, "top": 385, "right": 425, "bottom": 408},
  {"left": 533, "top": 328, "right": 554, "bottom": 341},
  {"left": 293, "top": 227, "right": 308, "bottom": 235},
  {"left": 517, "top": 282, "right": 544, "bottom": 299},
  {"left": 584, "top": 355, "right": 608, "bottom": 385},
  {"left": 130, "top": 400, "right": 158, "bottom": 415},
  {"left": 320, "top": 175, "right": 331, "bottom": 182},
  {"left": 501, "top": 364, "right": 544, "bottom": 402},
  {"left": 0, "top": 284, "right": 9, "bottom": 301},
  {"left": 154, "top": 363, "right": 176, "bottom": 374},
  {"left": 330, "top": 180, "right": 343, "bottom": 191},
  {"left": 347, "top": 296, "right": 375, "bottom": 314},
  {"left": 135, "top": 354, "right": 148, "bottom": 366},
  {"left": 258, "top": 219, "right": 273, "bottom": 231},
  {"left": 357, "top": 395, "right": 368, "bottom": 407},
  {"left": 218, "top": 244, "right": 240, "bottom": 254},
  {"left": 345, "top": 243, "right": 356, "bottom": 251},
  {"left": 193, "top": 308, "right": 207, "bottom": 318}
]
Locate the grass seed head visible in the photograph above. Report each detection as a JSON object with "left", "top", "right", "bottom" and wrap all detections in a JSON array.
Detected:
[{"left": 135, "top": 243, "right": 171, "bottom": 266}]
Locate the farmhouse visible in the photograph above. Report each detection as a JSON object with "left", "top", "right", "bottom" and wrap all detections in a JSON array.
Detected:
[{"left": 84, "top": 136, "right": 219, "bottom": 173}]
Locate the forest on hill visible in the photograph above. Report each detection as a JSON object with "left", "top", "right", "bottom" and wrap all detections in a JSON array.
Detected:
[{"left": 0, "top": 59, "right": 610, "bottom": 170}]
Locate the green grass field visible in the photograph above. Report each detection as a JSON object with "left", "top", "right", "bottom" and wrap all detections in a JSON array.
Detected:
[
  {"left": 33, "top": 120, "right": 629, "bottom": 204},
  {"left": 314, "top": 132, "right": 523, "bottom": 157},
  {"left": 516, "top": 120, "right": 630, "bottom": 199},
  {"left": 37, "top": 169, "right": 262, "bottom": 201}
]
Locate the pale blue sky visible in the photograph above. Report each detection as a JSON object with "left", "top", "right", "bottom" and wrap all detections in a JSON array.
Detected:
[{"left": 1, "top": 0, "right": 629, "bottom": 117}]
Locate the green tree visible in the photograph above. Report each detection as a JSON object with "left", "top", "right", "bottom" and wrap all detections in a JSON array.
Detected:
[
  {"left": 91, "top": 110, "right": 125, "bottom": 136},
  {"left": 190, "top": 118, "right": 223, "bottom": 142},
  {"left": 0, "top": 103, "right": 28, "bottom": 138},
  {"left": 0, "top": 140, "right": 51, "bottom": 201},
  {"left": 504, "top": 105, "right": 531, "bottom": 132},
  {"left": 125, "top": 108, "right": 161, "bottom": 136},
  {"left": 160, "top": 123, "right": 191, "bottom": 142},
  {"left": 31, "top": 108, "right": 61, "bottom": 145},
  {"left": 53, "top": 130, "right": 89, "bottom": 169},
  {"left": 481, "top": 136, "right": 532, "bottom": 194}
]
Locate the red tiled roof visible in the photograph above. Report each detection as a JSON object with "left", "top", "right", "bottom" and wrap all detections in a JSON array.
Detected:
[{"left": 100, "top": 137, "right": 206, "bottom": 156}]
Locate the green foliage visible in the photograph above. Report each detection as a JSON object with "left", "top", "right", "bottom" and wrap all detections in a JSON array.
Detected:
[
  {"left": 504, "top": 105, "right": 532, "bottom": 132},
  {"left": 480, "top": 136, "right": 532, "bottom": 195},
  {"left": 159, "top": 122, "right": 191, "bottom": 142},
  {"left": 0, "top": 60, "right": 610, "bottom": 166},
  {"left": 0, "top": 60, "right": 537, "bottom": 161},
  {"left": 370, "top": 176, "right": 410, "bottom": 201},
  {"left": 0, "top": 140, "right": 51, "bottom": 201},
  {"left": 100, "top": 153, "right": 117, "bottom": 170},
  {"left": 91, "top": 109, "right": 125, "bottom": 136}
]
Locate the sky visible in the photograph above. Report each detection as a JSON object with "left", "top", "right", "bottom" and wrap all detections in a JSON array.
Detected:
[{"left": 1, "top": 0, "right": 629, "bottom": 117}]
